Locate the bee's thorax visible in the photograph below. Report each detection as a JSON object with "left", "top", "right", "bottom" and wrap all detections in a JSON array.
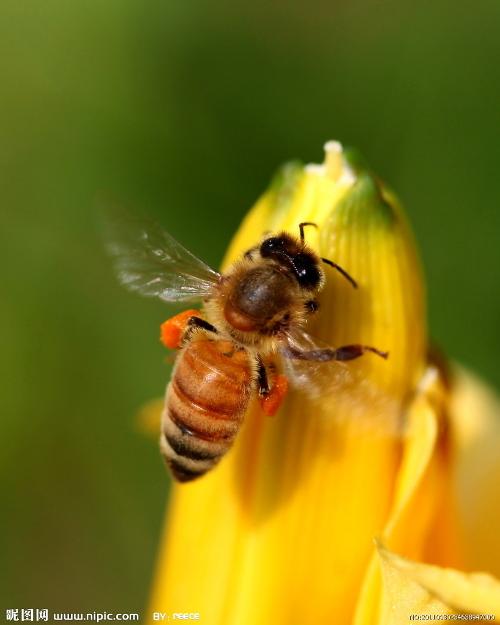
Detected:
[{"left": 224, "top": 265, "right": 295, "bottom": 332}]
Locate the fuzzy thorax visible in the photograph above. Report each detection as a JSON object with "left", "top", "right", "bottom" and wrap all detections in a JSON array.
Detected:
[{"left": 203, "top": 249, "right": 323, "bottom": 356}]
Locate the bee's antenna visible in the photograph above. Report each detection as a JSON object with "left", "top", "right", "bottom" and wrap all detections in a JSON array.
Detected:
[
  {"left": 299, "top": 222, "right": 317, "bottom": 242},
  {"left": 321, "top": 258, "right": 358, "bottom": 289}
]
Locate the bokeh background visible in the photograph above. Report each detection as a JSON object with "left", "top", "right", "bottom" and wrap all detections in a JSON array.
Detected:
[{"left": 1, "top": 0, "right": 499, "bottom": 615}]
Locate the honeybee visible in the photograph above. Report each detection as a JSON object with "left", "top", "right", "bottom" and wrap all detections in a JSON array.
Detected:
[{"left": 107, "top": 218, "right": 388, "bottom": 482}]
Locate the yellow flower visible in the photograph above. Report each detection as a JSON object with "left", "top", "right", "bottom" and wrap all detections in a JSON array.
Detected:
[{"left": 148, "top": 142, "right": 500, "bottom": 624}]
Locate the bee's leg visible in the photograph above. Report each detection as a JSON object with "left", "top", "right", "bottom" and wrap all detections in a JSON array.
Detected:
[
  {"left": 186, "top": 316, "right": 218, "bottom": 334},
  {"left": 160, "top": 310, "right": 202, "bottom": 349},
  {"left": 257, "top": 357, "right": 289, "bottom": 416},
  {"left": 181, "top": 316, "right": 218, "bottom": 345},
  {"left": 284, "top": 345, "right": 388, "bottom": 361},
  {"left": 256, "top": 357, "right": 270, "bottom": 396},
  {"left": 333, "top": 345, "right": 388, "bottom": 360},
  {"left": 160, "top": 310, "right": 218, "bottom": 350}
]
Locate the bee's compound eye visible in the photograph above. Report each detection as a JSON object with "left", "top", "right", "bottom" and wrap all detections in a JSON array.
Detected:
[
  {"left": 260, "top": 237, "right": 284, "bottom": 257},
  {"left": 293, "top": 254, "right": 321, "bottom": 289}
]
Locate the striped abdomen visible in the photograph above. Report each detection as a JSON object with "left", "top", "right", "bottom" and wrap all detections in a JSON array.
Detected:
[{"left": 160, "top": 338, "right": 253, "bottom": 482}]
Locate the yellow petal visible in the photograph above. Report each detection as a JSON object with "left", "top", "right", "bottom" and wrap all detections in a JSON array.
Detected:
[
  {"left": 150, "top": 142, "right": 427, "bottom": 624},
  {"left": 377, "top": 543, "right": 500, "bottom": 622},
  {"left": 355, "top": 364, "right": 500, "bottom": 624},
  {"left": 450, "top": 367, "right": 500, "bottom": 578},
  {"left": 354, "top": 366, "right": 463, "bottom": 624}
]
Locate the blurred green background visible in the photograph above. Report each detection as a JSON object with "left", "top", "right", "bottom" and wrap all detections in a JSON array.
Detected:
[{"left": 1, "top": 0, "right": 499, "bottom": 615}]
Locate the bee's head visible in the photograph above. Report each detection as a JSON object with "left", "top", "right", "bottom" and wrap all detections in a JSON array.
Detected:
[{"left": 259, "top": 234, "right": 323, "bottom": 291}]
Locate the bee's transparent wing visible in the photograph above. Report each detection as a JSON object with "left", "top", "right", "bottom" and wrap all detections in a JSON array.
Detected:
[
  {"left": 279, "top": 327, "right": 403, "bottom": 435},
  {"left": 104, "top": 213, "right": 221, "bottom": 302}
]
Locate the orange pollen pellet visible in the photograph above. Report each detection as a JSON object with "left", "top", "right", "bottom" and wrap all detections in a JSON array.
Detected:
[
  {"left": 260, "top": 374, "right": 289, "bottom": 416},
  {"left": 160, "top": 309, "right": 202, "bottom": 350}
]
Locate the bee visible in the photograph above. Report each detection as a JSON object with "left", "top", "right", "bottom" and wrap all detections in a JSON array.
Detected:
[{"left": 106, "top": 218, "right": 388, "bottom": 482}]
